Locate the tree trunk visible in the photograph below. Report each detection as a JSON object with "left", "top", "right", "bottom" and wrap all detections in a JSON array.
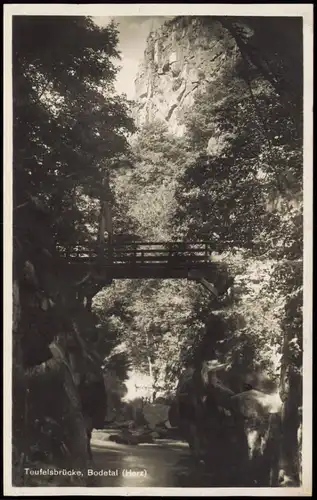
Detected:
[{"left": 147, "top": 357, "right": 154, "bottom": 403}]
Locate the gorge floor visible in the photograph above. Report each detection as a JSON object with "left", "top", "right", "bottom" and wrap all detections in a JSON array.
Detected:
[{"left": 91, "top": 430, "right": 218, "bottom": 488}]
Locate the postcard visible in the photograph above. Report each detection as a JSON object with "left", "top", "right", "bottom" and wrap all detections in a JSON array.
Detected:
[{"left": 3, "top": 3, "right": 313, "bottom": 497}]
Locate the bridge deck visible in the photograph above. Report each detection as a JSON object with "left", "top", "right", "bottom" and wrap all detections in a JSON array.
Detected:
[{"left": 58, "top": 241, "right": 216, "bottom": 280}]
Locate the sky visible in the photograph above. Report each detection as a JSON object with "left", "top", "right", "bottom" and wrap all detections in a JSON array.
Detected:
[{"left": 93, "top": 16, "right": 173, "bottom": 99}]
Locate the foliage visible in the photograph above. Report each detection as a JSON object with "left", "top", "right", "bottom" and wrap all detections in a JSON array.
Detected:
[
  {"left": 96, "top": 20, "right": 303, "bottom": 439},
  {"left": 13, "top": 14, "right": 136, "bottom": 374},
  {"left": 13, "top": 15, "right": 135, "bottom": 252},
  {"left": 12, "top": 15, "right": 135, "bottom": 483},
  {"left": 175, "top": 77, "right": 302, "bottom": 254},
  {"left": 112, "top": 120, "right": 189, "bottom": 240}
]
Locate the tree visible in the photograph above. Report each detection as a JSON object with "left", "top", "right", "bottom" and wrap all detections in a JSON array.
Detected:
[
  {"left": 172, "top": 17, "right": 303, "bottom": 484},
  {"left": 12, "top": 15, "right": 135, "bottom": 484},
  {"left": 13, "top": 16, "right": 135, "bottom": 248},
  {"left": 112, "top": 120, "right": 189, "bottom": 240},
  {"left": 217, "top": 16, "right": 303, "bottom": 134}
]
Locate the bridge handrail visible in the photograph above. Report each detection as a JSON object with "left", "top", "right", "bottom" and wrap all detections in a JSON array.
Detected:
[
  {"left": 110, "top": 241, "right": 212, "bottom": 247},
  {"left": 110, "top": 249, "right": 208, "bottom": 254},
  {"left": 56, "top": 241, "right": 214, "bottom": 265}
]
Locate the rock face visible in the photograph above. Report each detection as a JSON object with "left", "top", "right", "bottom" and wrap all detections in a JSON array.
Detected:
[{"left": 133, "top": 16, "right": 238, "bottom": 136}]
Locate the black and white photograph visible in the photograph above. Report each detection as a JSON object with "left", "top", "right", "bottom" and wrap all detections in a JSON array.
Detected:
[{"left": 3, "top": 4, "right": 313, "bottom": 496}]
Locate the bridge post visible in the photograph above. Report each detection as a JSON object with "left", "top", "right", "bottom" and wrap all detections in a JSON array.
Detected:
[
  {"left": 204, "top": 242, "right": 209, "bottom": 260},
  {"left": 97, "top": 168, "right": 114, "bottom": 282}
]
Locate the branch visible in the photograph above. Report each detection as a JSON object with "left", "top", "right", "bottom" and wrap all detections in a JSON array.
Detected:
[
  {"left": 219, "top": 18, "right": 301, "bottom": 134},
  {"left": 219, "top": 19, "right": 280, "bottom": 95}
]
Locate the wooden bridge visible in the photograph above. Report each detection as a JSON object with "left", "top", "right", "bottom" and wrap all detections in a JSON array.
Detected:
[
  {"left": 54, "top": 173, "right": 233, "bottom": 297},
  {"left": 58, "top": 241, "right": 232, "bottom": 297}
]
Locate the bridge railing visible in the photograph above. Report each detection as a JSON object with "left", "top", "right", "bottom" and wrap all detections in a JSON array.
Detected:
[
  {"left": 108, "top": 241, "right": 212, "bottom": 266},
  {"left": 57, "top": 241, "right": 213, "bottom": 265}
]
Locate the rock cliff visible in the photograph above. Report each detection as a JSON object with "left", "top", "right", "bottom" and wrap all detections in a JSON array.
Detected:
[{"left": 133, "top": 16, "right": 239, "bottom": 136}]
